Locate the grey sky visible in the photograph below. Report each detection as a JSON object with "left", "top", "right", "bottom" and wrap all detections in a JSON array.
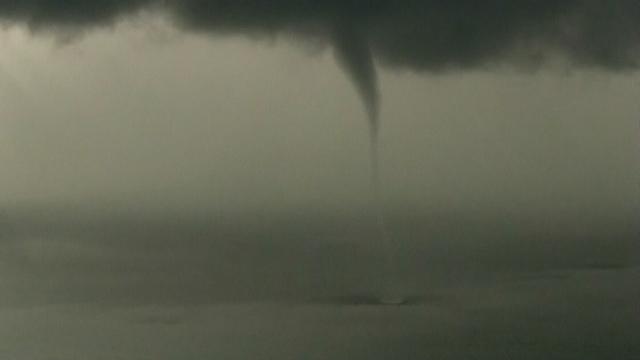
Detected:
[
  {"left": 0, "top": 13, "right": 638, "bottom": 301},
  {"left": 1, "top": 19, "right": 639, "bottom": 217}
]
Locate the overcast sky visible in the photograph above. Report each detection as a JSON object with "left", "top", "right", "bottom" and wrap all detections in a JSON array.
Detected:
[
  {"left": 1, "top": 18, "right": 638, "bottom": 217},
  {"left": 1, "top": 2, "right": 639, "bottom": 359}
]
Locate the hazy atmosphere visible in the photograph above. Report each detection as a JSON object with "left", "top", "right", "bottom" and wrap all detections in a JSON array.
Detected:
[{"left": 1, "top": 2, "right": 639, "bottom": 359}]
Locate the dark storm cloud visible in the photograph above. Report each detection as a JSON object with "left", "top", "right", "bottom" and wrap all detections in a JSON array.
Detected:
[
  {"left": 2, "top": 1, "right": 640, "bottom": 70},
  {"left": 5, "top": 1, "right": 640, "bottom": 165},
  {"left": 0, "top": 0, "right": 152, "bottom": 28},
  {"left": 5, "top": 2, "right": 640, "bottom": 169}
]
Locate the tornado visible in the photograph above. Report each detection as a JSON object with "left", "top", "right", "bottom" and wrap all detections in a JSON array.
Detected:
[
  {"left": 331, "top": 23, "right": 380, "bottom": 194},
  {"left": 332, "top": 24, "right": 401, "bottom": 303}
]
